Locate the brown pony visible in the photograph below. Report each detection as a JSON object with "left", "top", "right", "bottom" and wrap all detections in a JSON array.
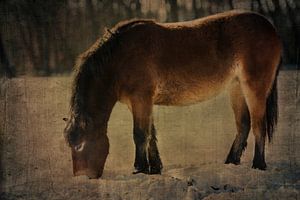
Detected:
[{"left": 63, "top": 10, "right": 282, "bottom": 179}]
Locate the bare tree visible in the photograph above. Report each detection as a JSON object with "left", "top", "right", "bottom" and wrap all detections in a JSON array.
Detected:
[
  {"left": 285, "top": 0, "right": 300, "bottom": 64},
  {"left": 229, "top": 0, "right": 234, "bottom": 9},
  {"left": 86, "top": 0, "right": 99, "bottom": 38},
  {"left": 192, "top": 0, "right": 200, "bottom": 18},
  {"left": 135, "top": 0, "right": 142, "bottom": 17},
  {"left": 0, "top": 0, "right": 299, "bottom": 76},
  {"left": 0, "top": 33, "right": 15, "bottom": 78},
  {"left": 167, "top": 0, "right": 178, "bottom": 22}
]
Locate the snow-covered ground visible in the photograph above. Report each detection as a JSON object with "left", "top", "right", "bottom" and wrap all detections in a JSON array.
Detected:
[{"left": 0, "top": 71, "right": 299, "bottom": 199}]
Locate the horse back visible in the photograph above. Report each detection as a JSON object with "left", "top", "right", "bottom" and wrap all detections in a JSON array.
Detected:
[{"left": 116, "top": 11, "right": 281, "bottom": 106}]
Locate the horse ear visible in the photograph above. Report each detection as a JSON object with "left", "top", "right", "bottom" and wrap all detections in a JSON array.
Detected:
[
  {"left": 63, "top": 118, "right": 68, "bottom": 122},
  {"left": 105, "top": 27, "right": 115, "bottom": 37}
]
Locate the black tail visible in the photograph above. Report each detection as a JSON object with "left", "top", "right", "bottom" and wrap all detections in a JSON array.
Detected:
[{"left": 266, "top": 60, "right": 281, "bottom": 142}]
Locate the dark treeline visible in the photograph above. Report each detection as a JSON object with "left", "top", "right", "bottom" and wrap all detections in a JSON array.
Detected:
[{"left": 0, "top": 0, "right": 299, "bottom": 77}]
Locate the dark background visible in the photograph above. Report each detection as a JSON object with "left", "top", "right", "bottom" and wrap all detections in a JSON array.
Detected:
[{"left": 1, "top": 0, "right": 299, "bottom": 77}]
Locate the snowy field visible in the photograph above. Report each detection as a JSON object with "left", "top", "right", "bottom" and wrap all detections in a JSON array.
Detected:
[{"left": 0, "top": 71, "right": 299, "bottom": 200}]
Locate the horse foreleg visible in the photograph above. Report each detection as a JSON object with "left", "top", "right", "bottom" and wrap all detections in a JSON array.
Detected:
[
  {"left": 148, "top": 124, "right": 163, "bottom": 174},
  {"left": 225, "top": 82, "right": 250, "bottom": 165},
  {"left": 132, "top": 126, "right": 150, "bottom": 174},
  {"left": 131, "top": 97, "right": 153, "bottom": 174}
]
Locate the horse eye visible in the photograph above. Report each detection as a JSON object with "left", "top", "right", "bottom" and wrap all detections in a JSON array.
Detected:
[{"left": 74, "top": 141, "right": 85, "bottom": 152}]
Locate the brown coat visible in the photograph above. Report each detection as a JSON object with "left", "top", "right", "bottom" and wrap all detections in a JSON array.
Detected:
[{"left": 64, "top": 10, "right": 282, "bottom": 178}]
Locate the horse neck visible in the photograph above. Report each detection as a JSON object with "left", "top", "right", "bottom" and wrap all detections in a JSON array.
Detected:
[
  {"left": 72, "top": 31, "right": 121, "bottom": 127},
  {"left": 82, "top": 78, "right": 116, "bottom": 128}
]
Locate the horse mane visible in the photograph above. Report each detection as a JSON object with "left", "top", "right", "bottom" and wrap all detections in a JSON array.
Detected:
[{"left": 70, "top": 19, "right": 155, "bottom": 120}]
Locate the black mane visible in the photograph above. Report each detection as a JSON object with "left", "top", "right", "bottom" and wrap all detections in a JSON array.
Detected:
[{"left": 70, "top": 19, "right": 154, "bottom": 120}]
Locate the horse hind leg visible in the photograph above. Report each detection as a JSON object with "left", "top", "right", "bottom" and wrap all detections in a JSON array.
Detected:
[
  {"left": 240, "top": 57, "right": 279, "bottom": 170},
  {"left": 244, "top": 90, "right": 268, "bottom": 170},
  {"left": 240, "top": 72, "right": 277, "bottom": 170},
  {"left": 225, "top": 80, "right": 251, "bottom": 165}
]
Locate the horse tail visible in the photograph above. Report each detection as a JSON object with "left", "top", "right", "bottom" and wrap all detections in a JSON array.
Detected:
[{"left": 266, "top": 58, "right": 281, "bottom": 142}]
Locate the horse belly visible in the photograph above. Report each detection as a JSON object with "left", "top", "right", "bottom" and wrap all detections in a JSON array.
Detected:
[{"left": 153, "top": 77, "right": 233, "bottom": 106}]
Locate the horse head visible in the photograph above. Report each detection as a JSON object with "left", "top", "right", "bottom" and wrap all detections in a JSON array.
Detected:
[{"left": 63, "top": 115, "right": 109, "bottom": 179}]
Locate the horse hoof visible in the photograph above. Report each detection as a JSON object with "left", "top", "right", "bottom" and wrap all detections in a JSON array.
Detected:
[
  {"left": 225, "top": 157, "right": 240, "bottom": 165},
  {"left": 132, "top": 169, "right": 149, "bottom": 174},
  {"left": 149, "top": 167, "right": 162, "bottom": 175},
  {"left": 252, "top": 163, "right": 267, "bottom": 170}
]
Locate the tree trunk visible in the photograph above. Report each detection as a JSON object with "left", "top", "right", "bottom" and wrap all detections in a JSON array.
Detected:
[
  {"left": 192, "top": 0, "right": 199, "bottom": 18},
  {"left": 42, "top": 25, "right": 51, "bottom": 76},
  {"left": 0, "top": 33, "right": 15, "bottom": 78},
  {"left": 15, "top": 9, "right": 39, "bottom": 72},
  {"left": 229, "top": 0, "right": 234, "bottom": 9},
  {"left": 86, "top": 0, "right": 99, "bottom": 38},
  {"left": 135, "top": 0, "right": 142, "bottom": 17},
  {"left": 285, "top": 0, "right": 300, "bottom": 64},
  {"left": 167, "top": 0, "right": 179, "bottom": 22}
]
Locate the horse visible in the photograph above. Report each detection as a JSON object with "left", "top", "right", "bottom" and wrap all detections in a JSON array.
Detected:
[{"left": 63, "top": 10, "right": 282, "bottom": 179}]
